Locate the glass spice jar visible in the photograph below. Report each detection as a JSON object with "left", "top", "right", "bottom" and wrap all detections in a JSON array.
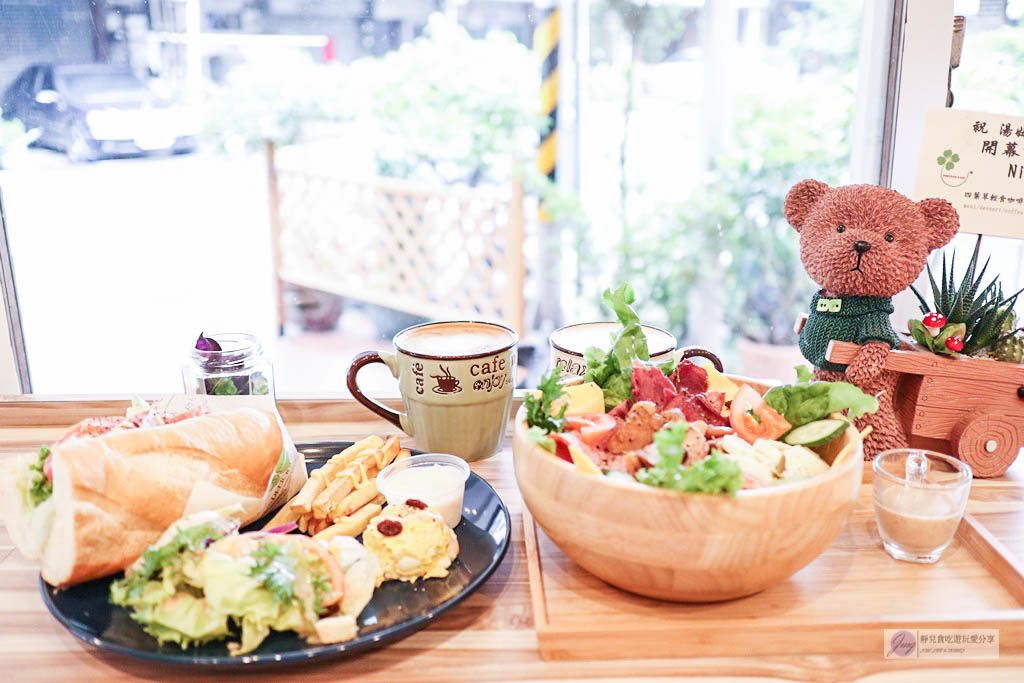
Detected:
[{"left": 183, "top": 332, "right": 275, "bottom": 398}]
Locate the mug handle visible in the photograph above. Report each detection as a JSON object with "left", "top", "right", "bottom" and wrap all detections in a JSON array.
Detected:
[
  {"left": 347, "top": 350, "right": 408, "bottom": 432},
  {"left": 678, "top": 346, "right": 724, "bottom": 372}
]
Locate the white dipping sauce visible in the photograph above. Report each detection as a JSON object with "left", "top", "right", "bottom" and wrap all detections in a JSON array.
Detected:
[{"left": 378, "top": 464, "right": 466, "bottom": 528}]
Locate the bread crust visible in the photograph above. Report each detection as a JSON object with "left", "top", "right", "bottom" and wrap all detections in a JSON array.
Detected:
[{"left": 10, "top": 408, "right": 283, "bottom": 586}]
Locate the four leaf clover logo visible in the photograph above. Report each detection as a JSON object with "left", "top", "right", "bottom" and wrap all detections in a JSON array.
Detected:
[{"left": 937, "top": 149, "right": 960, "bottom": 170}]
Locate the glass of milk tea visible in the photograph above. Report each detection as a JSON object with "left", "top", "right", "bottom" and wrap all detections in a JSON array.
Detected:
[{"left": 872, "top": 449, "right": 972, "bottom": 563}]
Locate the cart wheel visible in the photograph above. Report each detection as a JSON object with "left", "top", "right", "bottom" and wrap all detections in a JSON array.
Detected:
[{"left": 950, "top": 412, "right": 1020, "bottom": 478}]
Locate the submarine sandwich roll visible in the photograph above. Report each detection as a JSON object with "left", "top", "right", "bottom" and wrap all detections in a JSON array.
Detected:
[{"left": 1, "top": 400, "right": 291, "bottom": 586}]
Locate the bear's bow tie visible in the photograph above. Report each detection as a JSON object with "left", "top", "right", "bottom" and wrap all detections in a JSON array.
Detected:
[{"left": 815, "top": 297, "right": 843, "bottom": 313}]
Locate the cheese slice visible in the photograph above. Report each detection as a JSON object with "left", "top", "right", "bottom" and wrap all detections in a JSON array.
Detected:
[
  {"left": 568, "top": 445, "right": 602, "bottom": 475},
  {"left": 528, "top": 381, "right": 605, "bottom": 416},
  {"left": 699, "top": 365, "right": 740, "bottom": 403}
]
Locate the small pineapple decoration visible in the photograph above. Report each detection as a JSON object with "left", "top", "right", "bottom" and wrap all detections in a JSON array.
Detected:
[
  {"left": 988, "top": 313, "right": 1024, "bottom": 363},
  {"left": 909, "top": 235, "right": 1022, "bottom": 358}
]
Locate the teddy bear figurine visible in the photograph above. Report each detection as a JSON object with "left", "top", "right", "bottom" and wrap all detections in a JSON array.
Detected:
[{"left": 783, "top": 180, "right": 960, "bottom": 458}]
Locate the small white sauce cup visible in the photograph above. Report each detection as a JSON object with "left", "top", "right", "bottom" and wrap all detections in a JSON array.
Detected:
[{"left": 375, "top": 453, "right": 470, "bottom": 528}]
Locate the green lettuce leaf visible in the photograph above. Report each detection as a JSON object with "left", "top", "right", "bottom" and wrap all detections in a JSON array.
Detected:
[
  {"left": 795, "top": 364, "right": 814, "bottom": 383},
  {"left": 524, "top": 369, "right": 567, "bottom": 433},
  {"left": 762, "top": 367, "right": 879, "bottom": 428},
  {"left": 525, "top": 425, "right": 555, "bottom": 453},
  {"left": 635, "top": 422, "right": 743, "bottom": 495},
  {"left": 25, "top": 446, "right": 52, "bottom": 508},
  {"left": 198, "top": 543, "right": 313, "bottom": 655},
  {"left": 249, "top": 541, "right": 297, "bottom": 607},
  {"left": 111, "top": 520, "right": 226, "bottom": 602},
  {"left": 119, "top": 585, "right": 231, "bottom": 649},
  {"left": 583, "top": 283, "right": 650, "bottom": 410}
]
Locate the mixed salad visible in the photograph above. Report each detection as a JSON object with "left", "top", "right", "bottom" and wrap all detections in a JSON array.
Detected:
[
  {"left": 525, "top": 285, "right": 878, "bottom": 494},
  {"left": 110, "top": 506, "right": 378, "bottom": 655}
]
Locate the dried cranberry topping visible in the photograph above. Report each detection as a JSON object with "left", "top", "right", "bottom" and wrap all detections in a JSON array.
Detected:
[
  {"left": 405, "top": 498, "right": 428, "bottom": 510},
  {"left": 377, "top": 519, "right": 403, "bottom": 536}
]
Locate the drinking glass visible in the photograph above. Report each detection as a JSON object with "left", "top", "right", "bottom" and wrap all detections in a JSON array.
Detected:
[{"left": 872, "top": 449, "right": 972, "bottom": 563}]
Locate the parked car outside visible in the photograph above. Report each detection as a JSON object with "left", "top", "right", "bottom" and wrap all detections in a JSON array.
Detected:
[{"left": 1, "top": 63, "right": 199, "bottom": 162}]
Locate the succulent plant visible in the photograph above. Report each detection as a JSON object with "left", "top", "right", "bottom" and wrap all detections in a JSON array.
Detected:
[
  {"left": 909, "top": 235, "right": 1022, "bottom": 357},
  {"left": 987, "top": 313, "right": 1024, "bottom": 364}
]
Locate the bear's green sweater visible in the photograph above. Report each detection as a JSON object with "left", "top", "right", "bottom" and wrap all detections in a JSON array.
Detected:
[{"left": 798, "top": 291, "right": 900, "bottom": 372}]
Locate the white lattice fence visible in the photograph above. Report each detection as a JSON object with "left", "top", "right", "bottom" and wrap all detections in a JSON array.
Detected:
[{"left": 267, "top": 143, "right": 526, "bottom": 334}]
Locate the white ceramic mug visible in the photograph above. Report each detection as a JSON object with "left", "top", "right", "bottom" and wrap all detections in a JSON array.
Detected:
[
  {"left": 347, "top": 321, "right": 518, "bottom": 462},
  {"left": 549, "top": 322, "right": 677, "bottom": 377}
]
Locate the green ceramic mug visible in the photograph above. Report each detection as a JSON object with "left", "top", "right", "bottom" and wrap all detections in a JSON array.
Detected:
[{"left": 347, "top": 321, "right": 519, "bottom": 462}]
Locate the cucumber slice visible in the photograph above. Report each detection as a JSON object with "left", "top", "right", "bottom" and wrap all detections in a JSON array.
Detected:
[{"left": 783, "top": 419, "right": 848, "bottom": 447}]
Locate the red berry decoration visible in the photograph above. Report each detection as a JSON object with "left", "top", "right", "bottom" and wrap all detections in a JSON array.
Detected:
[
  {"left": 377, "top": 519, "right": 403, "bottom": 536},
  {"left": 945, "top": 336, "right": 964, "bottom": 352}
]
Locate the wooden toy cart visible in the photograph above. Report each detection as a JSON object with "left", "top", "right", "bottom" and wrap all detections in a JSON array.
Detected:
[{"left": 827, "top": 339, "right": 1024, "bottom": 477}]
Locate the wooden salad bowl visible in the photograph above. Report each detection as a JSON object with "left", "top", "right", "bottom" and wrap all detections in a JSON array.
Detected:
[{"left": 512, "top": 377, "right": 864, "bottom": 602}]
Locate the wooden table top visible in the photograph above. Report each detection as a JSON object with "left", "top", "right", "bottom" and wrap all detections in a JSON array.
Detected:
[{"left": 2, "top": 399, "right": 1024, "bottom": 681}]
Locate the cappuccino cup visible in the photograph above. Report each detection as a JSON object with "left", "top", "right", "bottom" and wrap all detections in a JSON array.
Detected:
[
  {"left": 549, "top": 322, "right": 677, "bottom": 377},
  {"left": 347, "top": 321, "right": 518, "bottom": 462}
]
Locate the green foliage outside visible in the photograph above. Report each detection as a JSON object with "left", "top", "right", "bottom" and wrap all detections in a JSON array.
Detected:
[
  {"left": 610, "top": 1, "right": 859, "bottom": 345},
  {"left": 952, "top": 24, "right": 1024, "bottom": 114},
  {"left": 0, "top": 111, "right": 40, "bottom": 169},
  {"left": 203, "top": 14, "right": 544, "bottom": 188}
]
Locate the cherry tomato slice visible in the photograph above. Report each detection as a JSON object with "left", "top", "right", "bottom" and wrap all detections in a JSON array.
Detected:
[
  {"left": 564, "top": 413, "right": 618, "bottom": 447},
  {"left": 549, "top": 433, "right": 576, "bottom": 464},
  {"left": 42, "top": 453, "right": 53, "bottom": 482},
  {"left": 729, "top": 384, "right": 791, "bottom": 445},
  {"left": 164, "top": 404, "right": 209, "bottom": 424},
  {"left": 56, "top": 416, "right": 124, "bottom": 445}
]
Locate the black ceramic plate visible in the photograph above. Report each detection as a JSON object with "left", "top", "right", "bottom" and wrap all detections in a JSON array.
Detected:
[{"left": 40, "top": 441, "right": 510, "bottom": 668}]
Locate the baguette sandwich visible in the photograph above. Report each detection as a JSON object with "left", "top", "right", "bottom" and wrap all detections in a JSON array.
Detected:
[{"left": 0, "top": 399, "right": 285, "bottom": 586}]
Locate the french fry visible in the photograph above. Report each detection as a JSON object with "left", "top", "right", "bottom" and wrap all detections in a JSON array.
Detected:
[
  {"left": 284, "top": 435, "right": 406, "bottom": 540},
  {"left": 312, "top": 452, "right": 377, "bottom": 517},
  {"left": 313, "top": 503, "right": 382, "bottom": 542},
  {"left": 380, "top": 435, "right": 401, "bottom": 460},
  {"left": 325, "top": 438, "right": 382, "bottom": 475},
  {"left": 261, "top": 503, "right": 301, "bottom": 531},
  {"left": 290, "top": 471, "right": 327, "bottom": 513},
  {"left": 314, "top": 438, "right": 401, "bottom": 517},
  {"left": 290, "top": 436, "right": 385, "bottom": 512},
  {"left": 334, "top": 482, "right": 380, "bottom": 519}
]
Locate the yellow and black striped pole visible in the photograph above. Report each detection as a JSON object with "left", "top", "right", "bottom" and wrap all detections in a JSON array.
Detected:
[{"left": 535, "top": 5, "right": 559, "bottom": 221}]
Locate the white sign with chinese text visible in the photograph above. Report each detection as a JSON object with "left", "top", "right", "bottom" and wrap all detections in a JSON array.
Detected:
[{"left": 914, "top": 107, "right": 1024, "bottom": 239}]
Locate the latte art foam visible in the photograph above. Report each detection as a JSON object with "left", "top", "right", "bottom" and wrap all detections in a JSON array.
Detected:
[{"left": 397, "top": 322, "right": 515, "bottom": 357}]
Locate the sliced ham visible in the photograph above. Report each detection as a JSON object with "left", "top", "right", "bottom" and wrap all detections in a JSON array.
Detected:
[
  {"left": 631, "top": 362, "right": 676, "bottom": 406},
  {"left": 608, "top": 400, "right": 633, "bottom": 420},
  {"left": 669, "top": 360, "right": 709, "bottom": 395},
  {"left": 678, "top": 395, "right": 729, "bottom": 427}
]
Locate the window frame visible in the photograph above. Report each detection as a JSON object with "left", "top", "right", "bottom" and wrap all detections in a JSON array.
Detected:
[{"left": 0, "top": 186, "right": 32, "bottom": 393}]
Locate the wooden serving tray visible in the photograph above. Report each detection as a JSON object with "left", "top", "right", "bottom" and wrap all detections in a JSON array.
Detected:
[{"left": 523, "top": 474, "right": 1024, "bottom": 660}]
